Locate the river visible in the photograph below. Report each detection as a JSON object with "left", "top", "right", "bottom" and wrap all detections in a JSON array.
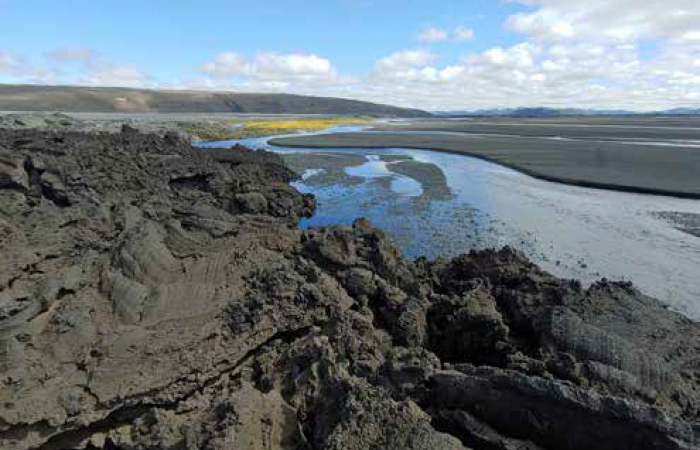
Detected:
[{"left": 198, "top": 129, "right": 700, "bottom": 319}]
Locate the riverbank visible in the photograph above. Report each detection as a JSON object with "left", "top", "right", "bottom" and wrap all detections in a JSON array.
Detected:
[
  {"left": 270, "top": 131, "right": 700, "bottom": 198},
  {"left": 1, "top": 127, "right": 698, "bottom": 449}
]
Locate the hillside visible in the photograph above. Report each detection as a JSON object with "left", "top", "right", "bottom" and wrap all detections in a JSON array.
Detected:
[{"left": 0, "top": 84, "right": 430, "bottom": 117}]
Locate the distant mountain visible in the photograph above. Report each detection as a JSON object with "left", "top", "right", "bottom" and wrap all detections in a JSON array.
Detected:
[
  {"left": 660, "top": 108, "right": 700, "bottom": 115},
  {"left": 432, "top": 107, "right": 639, "bottom": 117},
  {"left": 0, "top": 84, "right": 431, "bottom": 117},
  {"left": 433, "top": 106, "right": 700, "bottom": 117}
]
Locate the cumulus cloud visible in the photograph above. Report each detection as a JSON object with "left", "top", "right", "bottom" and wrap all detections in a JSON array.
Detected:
[
  {"left": 80, "top": 65, "right": 150, "bottom": 88},
  {"left": 373, "top": 49, "right": 436, "bottom": 78},
  {"left": 201, "top": 52, "right": 250, "bottom": 77},
  {"left": 339, "top": 1, "right": 700, "bottom": 110},
  {"left": 417, "top": 27, "right": 449, "bottom": 43},
  {"left": 417, "top": 26, "right": 475, "bottom": 43},
  {"left": 0, "top": 47, "right": 150, "bottom": 87},
  {"left": 372, "top": 52, "right": 461, "bottom": 83},
  {"left": 470, "top": 43, "right": 541, "bottom": 69},
  {"left": 350, "top": 31, "right": 700, "bottom": 111},
  {"left": 254, "top": 53, "right": 337, "bottom": 82},
  {"left": 48, "top": 48, "right": 151, "bottom": 87},
  {"left": 202, "top": 52, "right": 339, "bottom": 83},
  {"left": 507, "top": 0, "right": 700, "bottom": 43}
]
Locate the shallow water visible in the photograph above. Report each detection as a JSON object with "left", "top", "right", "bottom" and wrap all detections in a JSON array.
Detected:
[
  {"left": 198, "top": 132, "right": 700, "bottom": 319},
  {"left": 344, "top": 155, "right": 424, "bottom": 197}
]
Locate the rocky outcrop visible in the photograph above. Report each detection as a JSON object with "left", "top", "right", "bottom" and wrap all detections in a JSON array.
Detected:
[{"left": 0, "top": 128, "right": 698, "bottom": 449}]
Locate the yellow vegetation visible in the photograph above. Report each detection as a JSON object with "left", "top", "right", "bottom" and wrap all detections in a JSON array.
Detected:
[
  {"left": 186, "top": 116, "right": 373, "bottom": 142},
  {"left": 184, "top": 125, "right": 240, "bottom": 142},
  {"left": 242, "top": 117, "right": 372, "bottom": 136}
]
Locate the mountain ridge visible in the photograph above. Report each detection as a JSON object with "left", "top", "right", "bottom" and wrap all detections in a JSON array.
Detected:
[
  {"left": 0, "top": 84, "right": 430, "bottom": 117},
  {"left": 433, "top": 106, "right": 700, "bottom": 117}
]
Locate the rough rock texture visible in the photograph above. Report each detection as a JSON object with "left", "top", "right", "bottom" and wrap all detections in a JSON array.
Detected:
[
  {"left": 0, "top": 112, "right": 239, "bottom": 143},
  {"left": 0, "top": 128, "right": 698, "bottom": 450}
]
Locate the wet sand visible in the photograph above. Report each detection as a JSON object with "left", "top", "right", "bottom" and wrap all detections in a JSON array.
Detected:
[
  {"left": 270, "top": 132, "right": 700, "bottom": 198},
  {"left": 371, "top": 117, "right": 700, "bottom": 141},
  {"left": 388, "top": 160, "right": 452, "bottom": 201},
  {"left": 282, "top": 152, "right": 368, "bottom": 186}
]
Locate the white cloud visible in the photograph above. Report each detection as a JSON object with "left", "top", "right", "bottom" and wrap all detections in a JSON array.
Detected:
[
  {"left": 254, "top": 53, "right": 337, "bottom": 82},
  {"left": 202, "top": 51, "right": 338, "bottom": 83},
  {"left": 201, "top": 52, "right": 250, "bottom": 77},
  {"left": 80, "top": 66, "right": 150, "bottom": 88},
  {"left": 371, "top": 50, "right": 467, "bottom": 83},
  {"left": 373, "top": 49, "right": 436, "bottom": 76},
  {"left": 507, "top": 0, "right": 700, "bottom": 43},
  {"left": 417, "top": 26, "right": 475, "bottom": 43},
  {"left": 417, "top": 27, "right": 449, "bottom": 43},
  {"left": 469, "top": 43, "right": 540, "bottom": 69},
  {"left": 189, "top": 34, "right": 700, "bottom": 112},
  {"left": 1, "top": 48, "right": 150, "bottom": 87},
  {"left": 346, "top": 32, "right": 700, "bottom": 111},
  {"left": 276, "top": 1, "right": 691, "bottom": 111},
  {"left": 48, "top": 48, "right": 151, "bottom": 87}
]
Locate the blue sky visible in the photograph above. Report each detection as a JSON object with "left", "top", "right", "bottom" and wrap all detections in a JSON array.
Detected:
[
  {"left": 1, "top": 0, "right": 699, "bottom": 110},
  {"left": 0, "top": 0, "right": 524, "bottom": 78}
]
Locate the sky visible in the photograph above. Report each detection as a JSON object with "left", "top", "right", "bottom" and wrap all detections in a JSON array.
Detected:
[{"left": 1, "top": 0, "right": 699, "bottom": 111}]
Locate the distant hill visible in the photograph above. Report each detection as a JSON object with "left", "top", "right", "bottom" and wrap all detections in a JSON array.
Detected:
[
  {"left": 660, "top": 107, "right": 700, "bottom": 115},
  {"left": 433, "top": 107, "right": 638, "bottom": 117},
  {"left": 433, "top": 106, "right": 700, "bottom": 118},
  {"left": 0, "top": 84, "right": 431, "bottom": 117}
]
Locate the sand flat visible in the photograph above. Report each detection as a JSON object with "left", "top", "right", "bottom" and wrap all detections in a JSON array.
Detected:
[{"left": 270, "top": 131, "right": 700, "bottom": 198}]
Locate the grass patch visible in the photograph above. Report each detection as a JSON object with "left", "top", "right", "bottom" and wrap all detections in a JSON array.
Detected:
[
  {"left": 180, "top": 122, "right": 243, "bottom": 142},
  {"left": 241, "top": 117, "right": 372, "bottom": 136},
  {"left": 184, "top": 116, "right": 373, "bottom": 142}
]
